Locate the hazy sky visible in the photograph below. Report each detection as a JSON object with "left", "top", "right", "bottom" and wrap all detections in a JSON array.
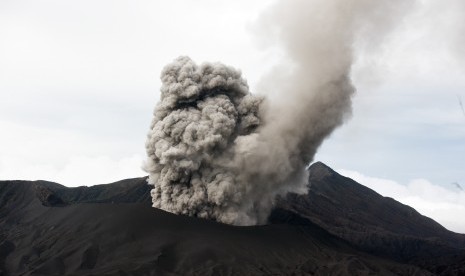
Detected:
[{"left": 1, "top": 1, "right": 465, "bottom": 231}]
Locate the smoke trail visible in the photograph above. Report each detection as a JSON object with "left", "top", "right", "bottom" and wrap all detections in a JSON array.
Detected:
[{"left": 145, "top": 0, "right": 413, "bottom": 225}]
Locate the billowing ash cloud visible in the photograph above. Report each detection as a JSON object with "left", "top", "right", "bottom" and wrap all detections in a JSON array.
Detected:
[
  {"left": 145, "top": 0, "right": 413, "bottom": 225},
  {"left": 144, "top": 57, "right": 265, "bottom": 225}
]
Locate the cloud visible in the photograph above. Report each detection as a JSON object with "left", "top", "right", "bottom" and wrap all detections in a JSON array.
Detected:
[
  {"left": 0, "top": 120, "right": 145, "bottom": 186},
  {"left": 0, "top": 154, "right": 144, "bottom": 187},
  {"left": 338, "top": 169, "right": 465, "bottom": 233},
  {"left": 0, "top": 0, "right": 274, "bottom": 189}
]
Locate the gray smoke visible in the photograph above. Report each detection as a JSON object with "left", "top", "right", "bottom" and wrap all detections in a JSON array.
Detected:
[
  {"left": 144, "top": 57, "right": 264, "bottom": 225},
  {"left": 144, "top": 0, "right": 413, "bottom": 225}
]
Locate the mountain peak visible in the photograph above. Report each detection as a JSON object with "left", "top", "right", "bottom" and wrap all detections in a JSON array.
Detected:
[
  {"left": 308, "top": 161, "right": 332, "bottom": 170},
  {"left": 308, "top": 161, "right": 338, "bottom": 181},
  {"left": 278, "top": 162, "right": 465, "bottom": 270}
]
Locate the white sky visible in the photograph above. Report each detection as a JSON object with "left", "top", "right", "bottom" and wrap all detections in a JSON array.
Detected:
[{"left": 1, "top": 1, "right": 464, "bottom": 231}]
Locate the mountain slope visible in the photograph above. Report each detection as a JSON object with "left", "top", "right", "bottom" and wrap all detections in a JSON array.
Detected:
[
  {"left": 275, "top": 162, "right": 465, "bottom": 274},
  {"left": 0, "top": 182, "right": 427, "bottom": 275},
  {"left": 1, "top": 162, "right": 464, "bottom": 275}
]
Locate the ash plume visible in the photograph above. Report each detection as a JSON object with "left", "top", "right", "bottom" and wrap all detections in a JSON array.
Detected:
[
  {"left": 145, "top": 0, "right": 413, "bottom": 225},
  {"left": 144, "top": 57, "right": 264, "bottom": 225}
]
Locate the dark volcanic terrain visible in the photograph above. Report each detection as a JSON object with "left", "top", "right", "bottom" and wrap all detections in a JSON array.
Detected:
[{"left": 1, "top": 162, "right": 464, "bottom": 275}]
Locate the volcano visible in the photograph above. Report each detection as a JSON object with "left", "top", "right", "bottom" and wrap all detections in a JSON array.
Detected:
[{"left": 1, "top": 162, "right": 464, "bottom": 275}]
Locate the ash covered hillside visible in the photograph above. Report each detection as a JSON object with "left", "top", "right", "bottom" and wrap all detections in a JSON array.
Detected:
[{"left": 1, "top": 162, "right": 465, "bottom": 275}]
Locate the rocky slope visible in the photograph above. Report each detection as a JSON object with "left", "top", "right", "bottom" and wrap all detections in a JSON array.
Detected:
[
  {"left": 276, "top": 162, "right": 465, "bottom": 275},
  {"left": 1, "top": 162, "right": 464, "bottom": 275}
]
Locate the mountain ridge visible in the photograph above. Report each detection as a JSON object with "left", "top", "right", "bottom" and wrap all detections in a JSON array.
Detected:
[{"left": 1, "top": 162, "right": 464, "bottom": 275}]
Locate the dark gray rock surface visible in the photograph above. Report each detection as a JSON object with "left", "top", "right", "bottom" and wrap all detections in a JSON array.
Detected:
[{"left": 1, "top": 162, "right": 464, "bottom": 275}]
